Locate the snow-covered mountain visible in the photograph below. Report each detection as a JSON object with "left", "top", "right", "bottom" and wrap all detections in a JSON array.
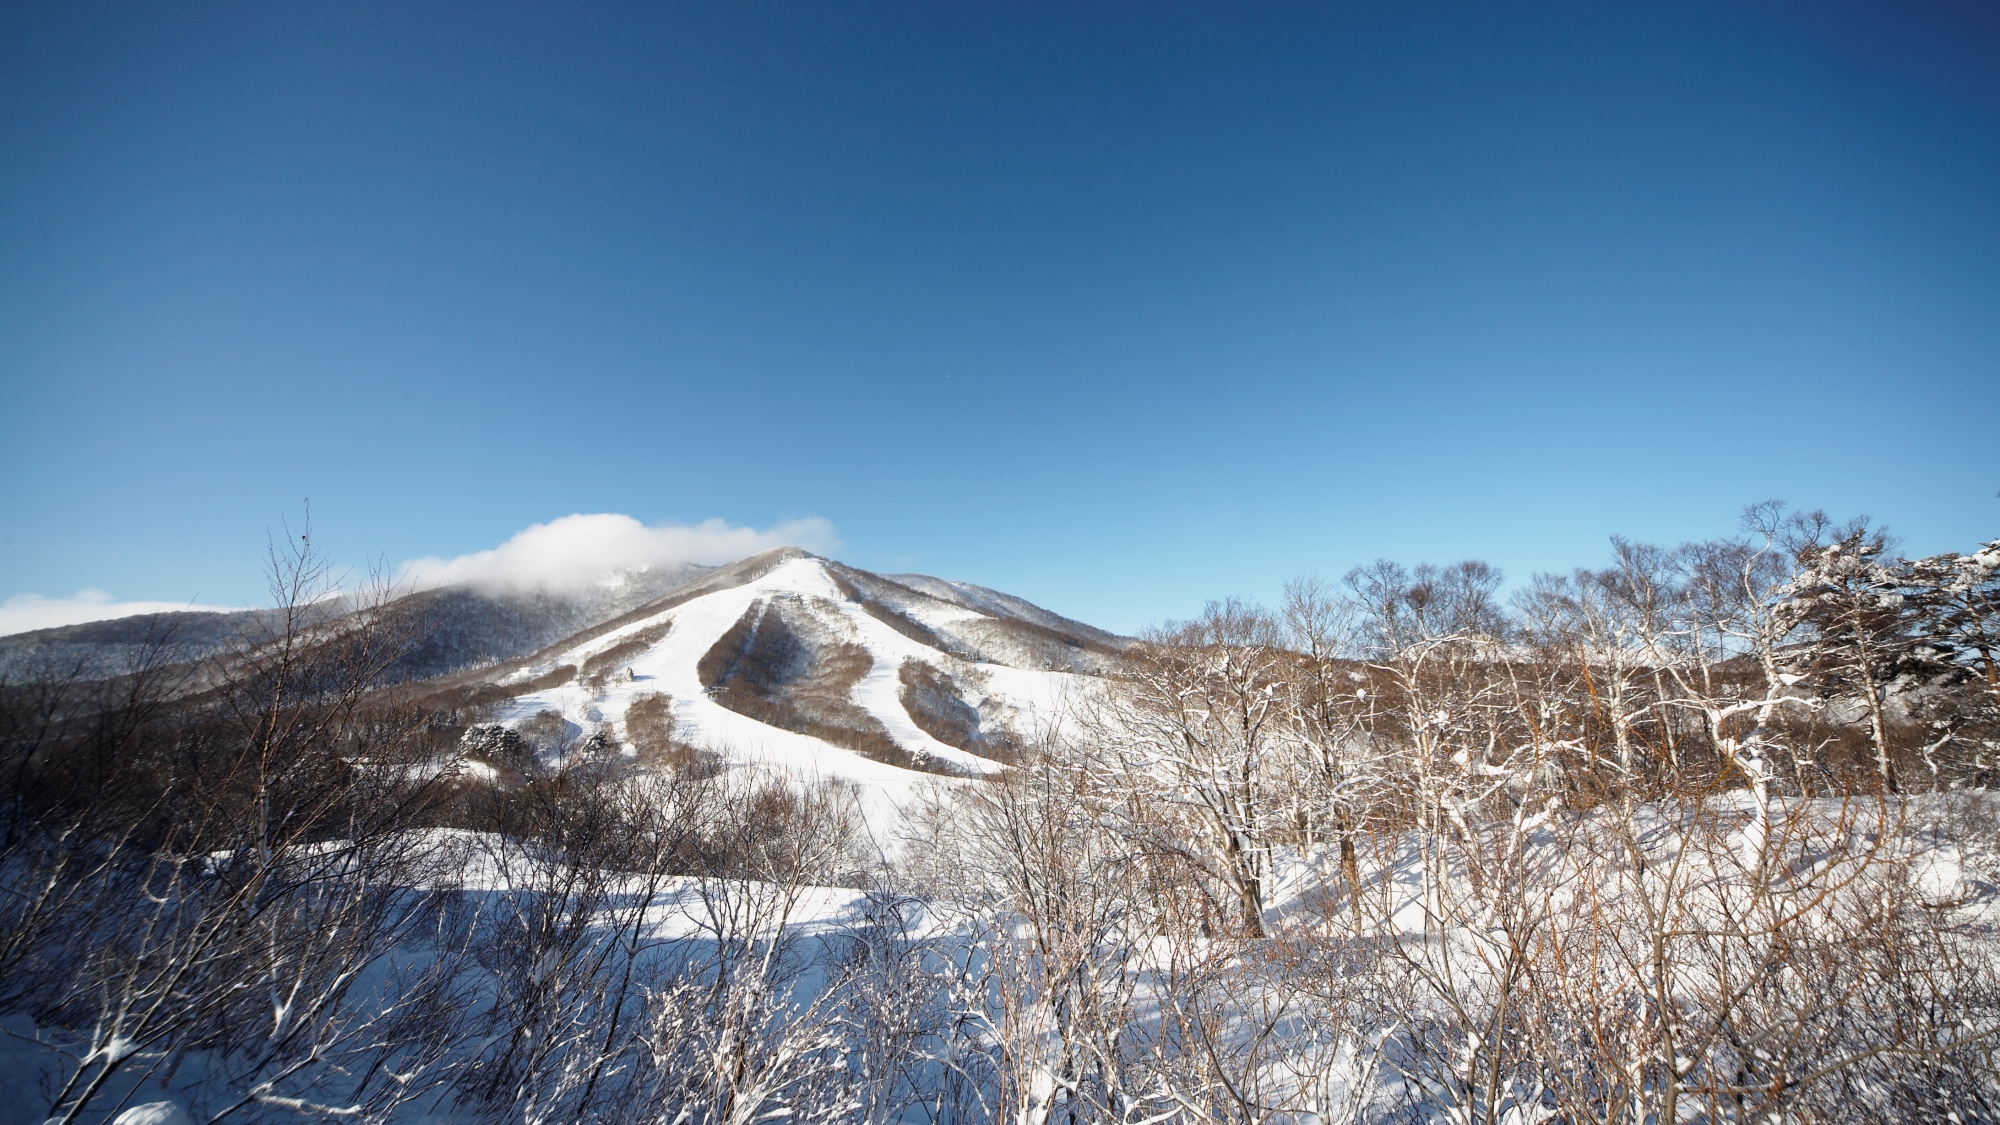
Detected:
[
  {"left": 425, "top": 548, "right": 1123, "bottom": 835},
  {"left": 1, "top": 546, "right": 1124, "bottom": 834}
]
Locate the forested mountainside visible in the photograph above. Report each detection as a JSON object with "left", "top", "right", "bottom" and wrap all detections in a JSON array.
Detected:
[{"left": 0, "top": 561, "right": 714, "bottom": 683}]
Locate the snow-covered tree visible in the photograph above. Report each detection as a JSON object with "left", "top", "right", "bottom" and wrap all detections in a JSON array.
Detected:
[
  {"left": 1908, "top": 537, "right": 2000, "bottom": 707},
  {"left": 1104, "top": 599, "right": 1289, "bottom": 937},
  {"left": 1780, "top": 523, "right": 1934, "bottom": 792}
]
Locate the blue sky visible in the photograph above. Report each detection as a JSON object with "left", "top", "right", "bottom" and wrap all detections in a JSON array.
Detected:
[{"left": 2, "top": 1, "right": 1996, "bottom": 635}]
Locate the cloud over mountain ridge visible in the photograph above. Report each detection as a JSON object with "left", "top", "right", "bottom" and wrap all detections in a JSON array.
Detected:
[{"left": 397, "top": 514, "right": 839, "bottom": 594}]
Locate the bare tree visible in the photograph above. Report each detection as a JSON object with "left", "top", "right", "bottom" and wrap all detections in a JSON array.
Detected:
[
  {"left": 6, "top": 520, "right": 472, "bottom": 1125},
  {"left": 1278, "top": 577, "right": 1383, "bottom": 924},
  {"left": 638, "top": 773, "right": 866, "bottom": 1125},
  {"left": 959, "top": 748, "right": 1166, "bottom": 1125},
  {"left": 1103, "top": 599, "right": 1289, "bottom": 937}
]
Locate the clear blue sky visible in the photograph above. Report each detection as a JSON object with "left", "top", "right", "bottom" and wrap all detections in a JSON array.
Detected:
[{"left": 2, "top": 2, "right": 1996, "bottom": 634}]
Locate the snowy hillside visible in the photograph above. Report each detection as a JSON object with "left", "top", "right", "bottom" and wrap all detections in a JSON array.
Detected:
[
  {"left": 10, "top": 524, "right": 1999, "bottom": 1125},
  {"left": 458, "top": 548, "right": 1119, "bottom": 840}
]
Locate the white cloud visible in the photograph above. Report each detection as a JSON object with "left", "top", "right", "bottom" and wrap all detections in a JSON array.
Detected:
[
  {"left": 0, "top": 514, "right": 836, "bottom": 635},
  {"left": 397, "top": 513, "right": 838, "bottom": 593},
  {"left": 0, "top": 590, "right": 235, "bottom": 637}
]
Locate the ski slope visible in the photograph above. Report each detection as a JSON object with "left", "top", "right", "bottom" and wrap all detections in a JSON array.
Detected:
[{"left": 491, "top": 555, "right": 1091, "bottom": 842}]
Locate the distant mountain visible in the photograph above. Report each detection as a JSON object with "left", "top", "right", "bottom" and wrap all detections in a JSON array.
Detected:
[
  {"left": 0, "top": 607, "right": 284, "bottom": 684},
  {"left": 0, "top": 562, "right": 712, "bottom": 684}
]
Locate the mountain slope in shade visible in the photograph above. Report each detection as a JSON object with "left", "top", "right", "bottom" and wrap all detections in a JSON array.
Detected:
[
  {"left": 467, "top": 549, "right": 1120, "bottom": 838},
  {"left": 0, "top": 563, "right": 715, "bottom": 683},
  {"left": 382, "top": 560, "right": 713, "bottom": 680}
]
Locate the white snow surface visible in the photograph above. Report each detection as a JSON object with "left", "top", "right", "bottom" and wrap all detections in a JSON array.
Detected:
[{"left": 493, "top": 556, "right": 1087, "bottom": 844}]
